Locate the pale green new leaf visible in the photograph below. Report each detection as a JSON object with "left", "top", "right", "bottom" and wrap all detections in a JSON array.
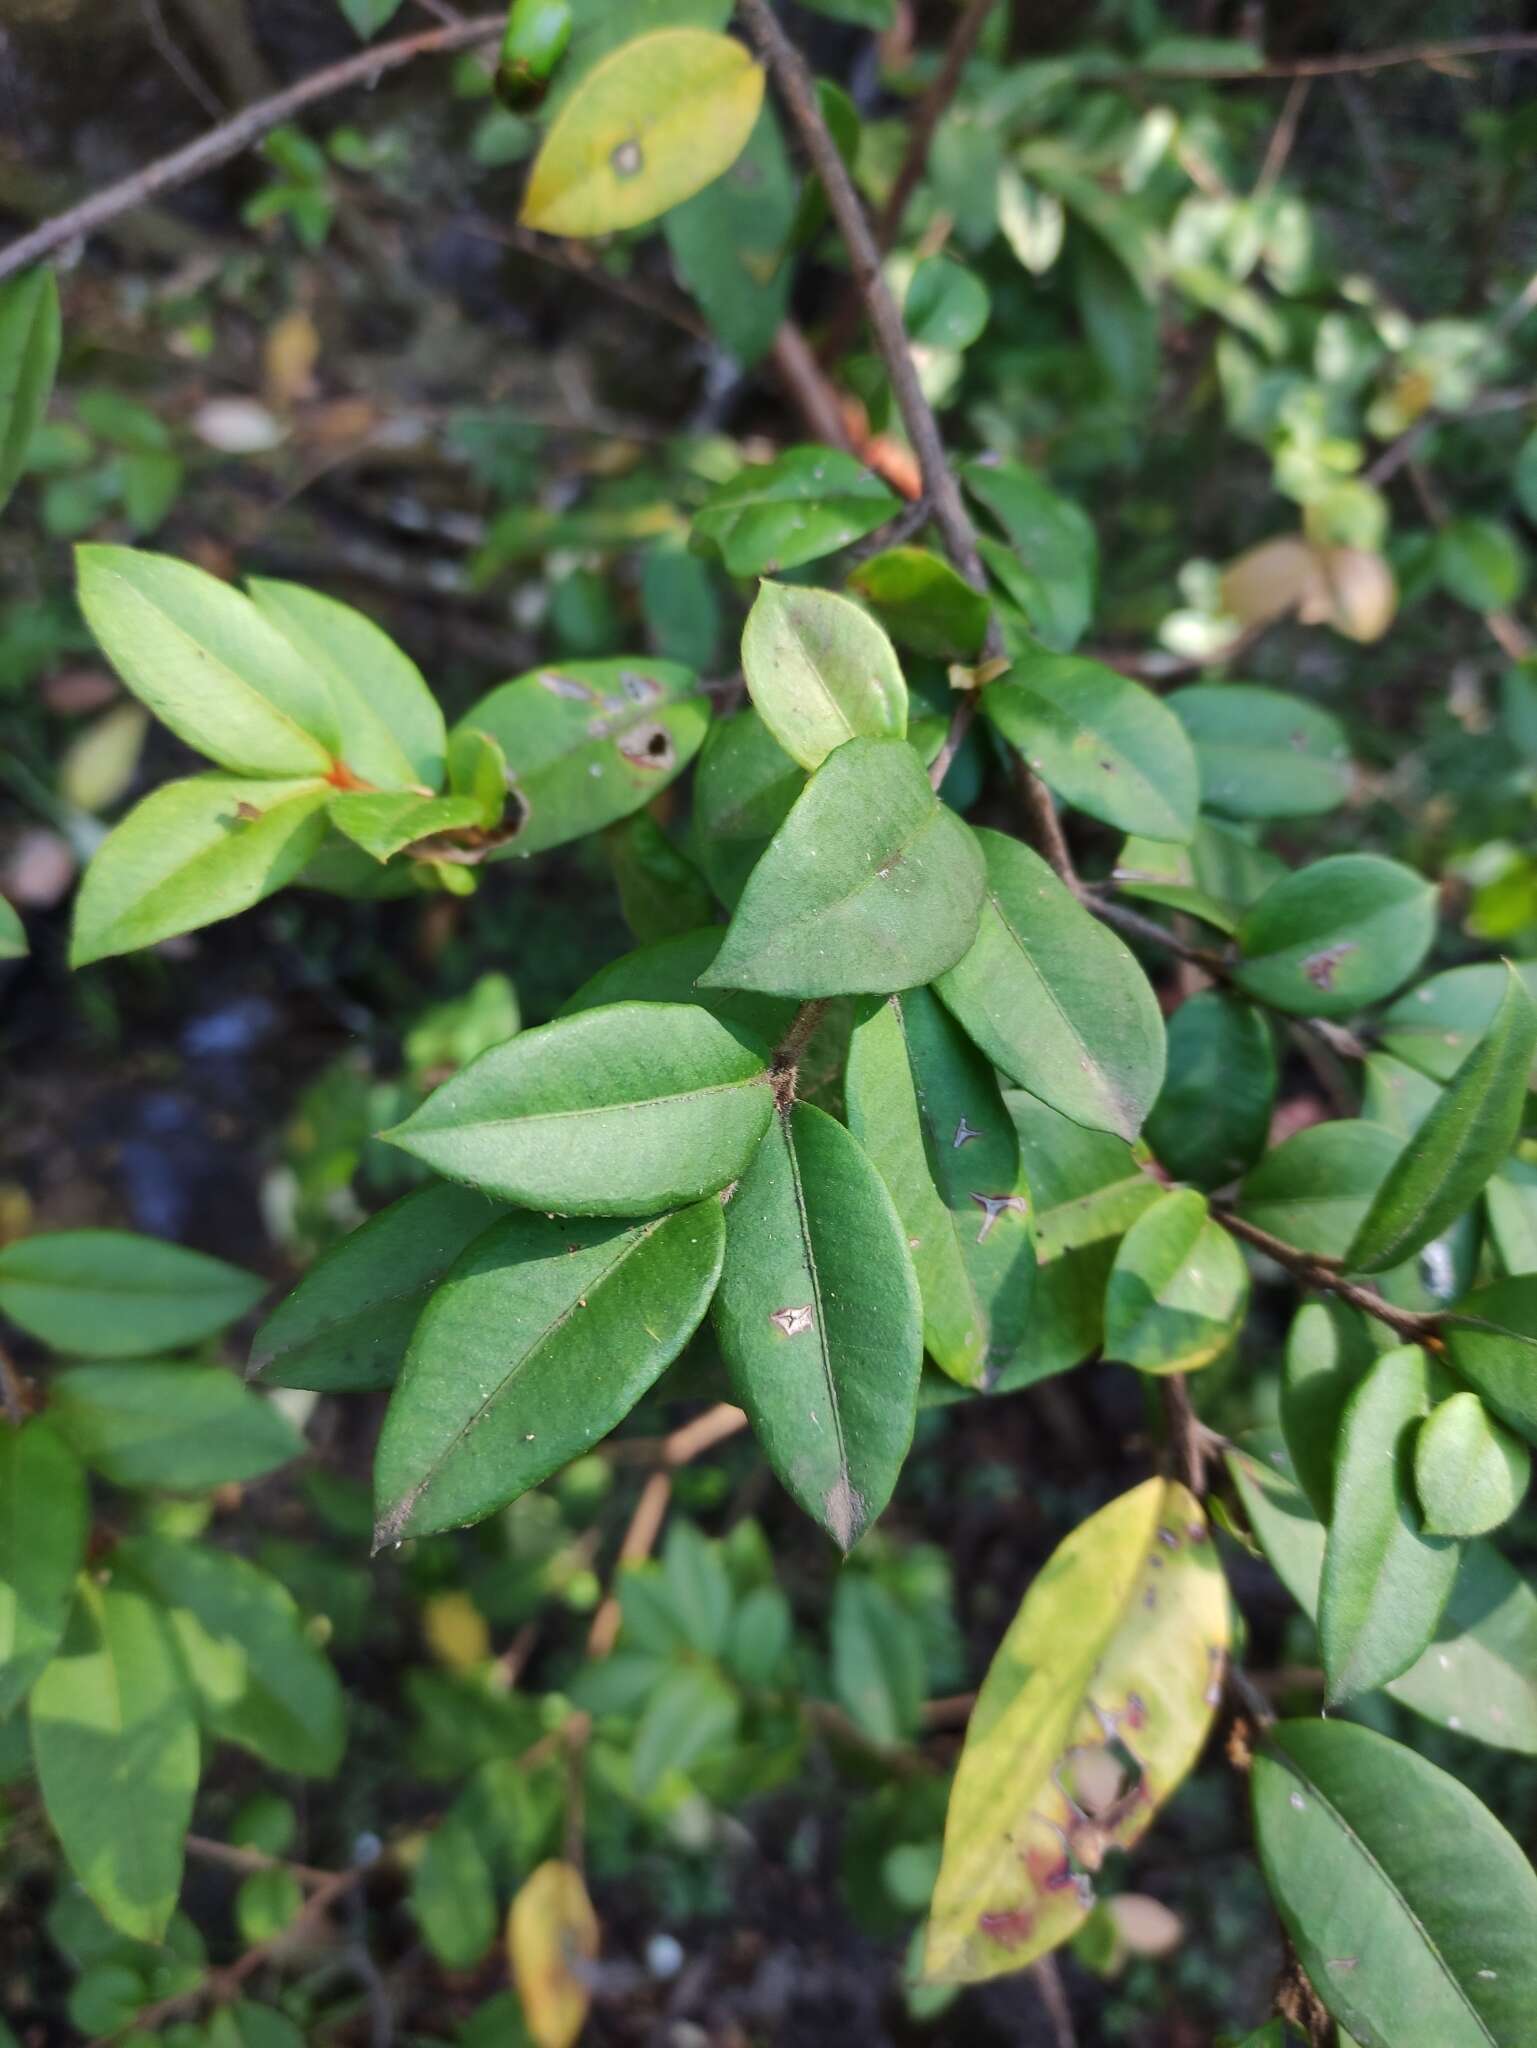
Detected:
[
  {"left": 374, "top": 1203, "right": 725, "bottom": 1542},
  {"left": 30, "top": 1581, "right": 199, "bottom": 1941},
  {"left": 699, "top": 737, "right": 985, "bottom": 997},
  {"left": 0, "top": 1228, "right": 263, "bottom": 1357},
  {"left": 1103, "top": 1189, "right": 1248, "bottom": 1374},
  {"left": 0, "top": 1420, "right": 88, "bottom": 1717},
  {"left": 935, "top": 827, "right": 1165, "bottom": 1142},
  {"left": 0, "top": 267, "right": 60, "bottom": 511},
  {"left": 385, "top": 1001, "right": 773, "bottom": 1214},
  {"left": 1234, "top": 853, "right": 1437, "bottom": 1018},
  {"left": 1414, "top": 1392, "right": 1530, "bottom": 1538},
  {"left": 741, "top": 580, "right": 907, "bottom": 770},
  {"left": 71, "top": 773, "right": 331, "bottom": 966},
  {"left": 328, "top": 789, "right": 487, "bottom": 863},
  {"left": 76, "top": 547, "right": 338, "bottom": 774},
  {"left": 712, "top": 1102, "right": 921, "bottom": 1549},
  {"left": 1347, "top": 965, "right": 1537, "bottom": 1272}
]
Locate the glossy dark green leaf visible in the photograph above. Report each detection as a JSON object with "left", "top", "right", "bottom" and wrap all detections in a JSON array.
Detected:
[
  {"left": 712, "top": 1102, "right": 921, "bottom": 1549},
  {"left": 1144, "top": 991, "right": 1276, "bottom": 1188},
  {"left": 251, "top": 1182, "right": 507, "bottom": 1392},
  {"left": 846, "top": 546, "right": 989, "bottom": 659},
  {"left": 905, "top": 256, "right": 990, "bottom": 350},
  {"left": 663, "top": 103, "right": 793, "bottom": 365},
  {"left": 558, "top": 928, "right": 796, "bottom": 1046},
  {"left": 741, "top": 580, "right": 907, "bottom": 770},
  {"left": 985, "top": 654, "right": 1197, "bottom": 842},
  {"left": 1348, "top": 966, "right": 1537, "bottom": 1272},
  {"left": 0, "top": 268, "right": 60, "bottom": 512},
  {"left": 961, "top": 458, "right": 1097, "bottom": 653},
  {"left": 1280, "top": 1298, "right": 1377, "bottom": 1518},
  {"left": 606, "top": 812, "right": 715, "bottom": 944},
  {"left": 0, "top": 1419, "right": 88, "bottom": 1717},
  {"left": 1167, "top": 682, "right": 1352, "bottom": 819},
  {"left": 1320, "top": 1345, "right": 1459, "bottom": 1701},
  {"left": 328, "top": 790, "right": 485, "bottom": 863},
  {"left": 1234, "top": 854, "right": 1437, "bottom": 1018},
  {"left": 694, "top": 447, "right": 899, "bottom": 577},
  {"left": 1236, "top": 1119, "right": 1402, "bottom": 1255},
  {"left": 385, "top": 1001, "right": 773, "bottom": 1214},
  {"left": 699, "top": 737, "right": 985, "bottom": 997},
  {"left": 691, "top": 705, "right": 805, "bottom": 909},
  {"left": 30, "top": 1581, "right": 198, "bottom": 1940},
  {"left": 1231, "top": 1438, "right": 1537, "bottom": 1751},
  {"left": 1415, "top": 1392, "right": 1529, "bottom": 1538},
  {"left": 117, "top": 1535, "right": 345, "bottom": 1776},
  {"left": 935, "top": 827, "right": 1164, "bottom": 1142},
  {"left": 375, "top": 1203, "right": 723, "bottom": 1542},
  {"left": 50, "top": 1363, "right": 301, "bottom": 1491},
  {"left": 1444, "top": 1278, "right": 1537, "bottom": 1443},
  {"left": 453, "top": 657, "right": 708, "bottom": 860},
  {"left": 1103, "top": 1189, "right": 1248, "bottom": 1374},
  {"left": 71, "top": 773, "right": 331, "bottom": 966},
  {"left": 1488, "top": 1158, "right": 1537, "bottom": 1275},
  {"left": 1253, "top": 1718, "right": 1537, "bottom": 2046},
  {"left": 845, "top": 986, "right": 1033, "bottom": 1389},
  {"left": 0, "top": 1229, "right": 263, "bottom": 1357}
]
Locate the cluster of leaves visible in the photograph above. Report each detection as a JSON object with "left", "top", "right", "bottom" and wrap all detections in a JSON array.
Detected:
[{"left": 4, "top": 3, "right": 1537, "bottom": 2044}]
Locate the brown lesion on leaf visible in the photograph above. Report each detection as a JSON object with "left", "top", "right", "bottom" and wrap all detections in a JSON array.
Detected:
[
  {"left": 404, "top": 784, "right": 530, "bottom": 865},
  {"left": 971, "top": 1192, "right": 1029, "bottom": 1243},
  {"left": 610, "top": 137, "right": 643, "bottom": 179},
  {"left": 539, "top": 670, "right": 595, "bottom": 702},
  {"left": 617, "top": 722, "right": 676, "bottom": 772},
  {"left": 977, "top": 1906, "right": 1035, "bottom": 1949},
  {"left": 1302, "top": 940, "right": 1356, "bottom": 990},
  {"left": 769, "top": 1304, "right": 814, "bottom": 1337}
]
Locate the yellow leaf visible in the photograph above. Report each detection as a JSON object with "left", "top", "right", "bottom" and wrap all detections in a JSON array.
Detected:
[
  {"left": 421, "top": 1590, "right": 490, "bottom": 1672},
  {"left": 520, "top": 29, "right": 764, "bottom": 239},
  {"left": 924, "top": 1479, "right": 1229, "bottom": 1983},
  {"left": 1218, "top": 535, "right": 1313, "bottom": 629},
  {"left": 508, "top": 1860, "right": 599, "bottom": 2048},
  {"left": 1307, "top": 545, "right": 1398, "bottom": 644}
]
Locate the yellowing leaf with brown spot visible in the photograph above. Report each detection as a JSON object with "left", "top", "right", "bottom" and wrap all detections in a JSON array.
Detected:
[
  {"left": 924, "top": 1479, "right": 1228, "bottom": 1983},
  {"left": 508, "top": 1860, "right": 599, "bottom": 2048},
  {"left": 520, "top": 29, "right": 764, "bottom": 239}
]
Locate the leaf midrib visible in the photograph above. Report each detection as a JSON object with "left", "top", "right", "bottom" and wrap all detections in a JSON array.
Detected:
[
  {"left": 988, "top": 886, "right": 1129, "bottom": 1131},
  {"left": 779, "top": 1112, "right": 854, "bottom": 1525}
]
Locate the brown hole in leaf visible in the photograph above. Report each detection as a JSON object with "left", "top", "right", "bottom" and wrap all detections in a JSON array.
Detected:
[
  {"left": 611, "top": 138, "right": 643, "bottom": 179},
  {"left": 539, "top": 670, "right": 594, "bottom": 702},
  {"left": 617, "top": 722, "right": 675, "bottom": 772}
]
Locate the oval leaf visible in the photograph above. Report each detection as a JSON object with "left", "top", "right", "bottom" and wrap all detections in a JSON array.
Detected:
[
  {"left": 693, "top": 445, "right": 898, "bottom": 578},
  {"left": 1280, "top": 1298, "right": 1377, "bottom": 1519},
  {"left": 49, "top": 1363, "right": 301, "bottom": 1491},
  {"left": 0, "top": 1229, "right": 264, "bottom": 1358},
  {"left": 712, "top": 1101, "right": 922, "bottom": 1549},
  {"left": 0, "top": 1419, "right": 88, "bottom": 1718},
  {"left": 374, "top": 1202, "right": 724, "bottom": 1542},
  {"left": 0, "top": 267, "right": 61, "bottom": 512},
  {"left": 1167, "top": 682, "right": 1352, "bottom": 820},
  {"left": 1415, "top": 1392, "right": 1530, "bottom": 1538},
  {"left": 520, "top": 28, "right": 764, "bottom": 237},
  {"left": 1234, "top": 854, "right": 1437, "bottom": 1018},
  {"left": 384, "top": 1001, "right": 774, "bottom": 1215},
  {"left": 1444, "top": 1278, "right": 1537, "bottom": 1443},
  {"left": 741, "top": 580, "right": 907, "bottom": 771},
  {"left": 691, "top": 706, "right": 806, "bottom": 909},
  {"left": 1102, "top": 1189, "right": 1249, "bottom": 1374},
  {"left": 925, "top": 1480, "right": 1229, "bottom": 1982},
  {"left": 507, "top": 1861, "right": 599, "bottom": 2048},
  {"left": 1144, "top": 991, "right": 1276, "bottom": 1188},
  {"left": 1236, "top": 1119, "right": 1402, "bottom": 1256}
]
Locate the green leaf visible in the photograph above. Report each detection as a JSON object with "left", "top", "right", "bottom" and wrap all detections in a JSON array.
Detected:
[
  {"left": 338, "top": 0, "right": 407, "bottom": 38},
  {"left": 49, "top": 1363, "right": 301, "bottom": 1490},
  {"left": 1415, "top": 1392, "right": 1530, "bottom": 1538},
  {"left": 608, "top": 812, "right": 716, "bottom": 944},
  {"left": 663, "top": 103, "right": 793, "bottom": 365},
  {"left": 691, "top": 706, "right": 805, "bottom": 908},
  {"left": 1144, "top": 991, "right": 1276, "bottom": 1188},
  {"left": 117, "top": 1536, "right": 346, "bottom": 1776},
  {"left": 1444, "top": 1277, "right": 1537, "bottom": 1444},
  {"left": 1347, "top": 965, "right": 1537, "bottom": 1271},
  {"left": 1236, "top": 1118, "right": 1401, "bottom": 1255},
  {"left": 699, "top": 737, "right": 985, "bottom": 998},
  {"left": 1487, "top": 1159, "right": 1537, "bottom": 1275},
  {"left": 905, "top": 256, "right": 990, "bottom": 350},
  {"left": 559, "top": 927, "right": 796, "bottom": 1046},
  {"left": 452, "top": 657, "right": 707, "bottom": 860},
  {"left": 926, "top": 1480, "right": 1228, "bottom": 1982},
  {"left": 385, "top": 1001, "right": 773, "bottom": 1214},
  {"left": 961, "top": 458, "right": 1097, "bottom": 653},
  {"left": 1252, "top": 1718, "right": 1537, "bottom": 2046},
  {"left": 658, "top": 1519, "right": 733, "bottom": 1654},
  {"left": 30, "top": 1581, "right": 198, "bottom": 1941},
  {"left": 640, "top": 543, "right": 722, "bottom": 670},
  {"left": 1438, "top": 515, "right": 1527, "bottom": 612},
  {"left": 71, "top": 772, "right": 331, "bottom": 966},
  {"left": 935, "top": 827, "right": 1165, "bottom": 1142},
  {"left": 1320, "top": 1345, "right": 1459, "bottom": 1701},
  {"left": 831, "top": 1576, "right": 924, "bottom": 1746},
  {"left": 1231, "top": 1438, "right": 1537, "bottom": 1752},
  {"left": 1381, "top": 961, "right": 1537, "bottom": 1082},
  {"left": 846, "top": 547, "right": 990, "bottom": 660},
  {"left": 445, "top": 725, "right": 510, "bottom": 827},
  {"left": 693, "top": 447, "right": 899, "bottom": 577},
  {"left": 411, "top": 1804, "right": 497, "bottom": 1968},
  {"left": 846, "top": 986, "right": 1034, "bottom": 1389},
  {"left": 1113, "top": 816, "right": 1285, "bottom": 936},
  {"left": 712, "top": 1102, "right": 921, "bottom": 1549},
  {"left": 0, "top": 268, "right": 61, "bottom": 512},
  {"left": 0, "top": 1230, "right": 264, "bottom": 1358},
  {"left": 0, "top": 896, "right": 25, "bottom": 959},
  {"left": 252, "top": 1183, "right": 507, "bottom": 1392},
  {"left": 328, "top": 789, "right": 486, "bottom": 863},
  {"left": 520, "top": 28, "right": 763, "bottom": 237},
  {"left": 374, "top": 1203, "right": 724, "bottom": 1541},
  {"left": 1166, "top": 683, "right": 1352, "bottom": 819},
  {"left": 1234, "top": 853, "right": 1436, "bottom": 1018},
  {"left": 984, "top": 655, "right": 1198, "bottom": 842},
  {"left": 1280, "top": 1299, "right": 1377, "bottom": 1518},
  {"left": 0, "top": 1420, "right": 88, "bottom": 1717},
  {"left": 741, "top": 580, "right": 907, "bottom": 771},
  {"left": 631, "top": 1664, "right": 739, "bottom": 1795},
  {"left": 75, "top": 547, "right": 339, "bottom": 775},
  {"left": 1103, "top": 1189, "right": 1248, "bottom": 1374},
  {"left": 1362, "top": 1049, "right": 1444, "bottom": 1137},
  {"left": 248, "top": 578, "right": 446, "bottom": 789}
]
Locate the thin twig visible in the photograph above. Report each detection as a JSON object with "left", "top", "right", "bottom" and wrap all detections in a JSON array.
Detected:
[
  {"left": 0, "top": 14, "right": 506, "bottom": 283},
  {"left": 1127, "top": 34, "right": 1537, "bottom": 82},
  {"left": 1161, "top": 1375, "right": 1219, "bottom": 1495},
  {"left": 1252, "top": 76, "right": 1310, "bottom": 201},
  {"left": 141, "top": 0, "right": 226, "bottom": 121},
  {"left": 842, "top": 493, "right": 934, "bottom": 567},
  {"left": 1217, "top": 1208, "right": 1441, "bottom": 1342},
  {"left": 184, "top": 1834, "right": 335, "bottom": 1888},
  {"left": 876, "top": 0, "right": 999, "bottom": 248},
  {"left": 1029, "top": 1955, "right": 1079, "bottom": 2048}
]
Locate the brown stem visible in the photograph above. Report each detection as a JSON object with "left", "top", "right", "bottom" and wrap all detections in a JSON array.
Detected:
[
  {"left": 1161, "top": 1374, "right": 1217, "bottom": 1495},
  {"left": 0, "top": 14, "right": 507, "bottom": 284},
  {"left": 1217, "top": 1208, "right": 1441, "bottom": 1343},
  {"left": 0, "top": 1343, "right": 29, "bottom": 1426},
  {"left": 1127, "top": 34, "right": 1537, "bottom": 82},
  {"left": 876, "top": 0, "right": 999, "bottom": 248}
]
